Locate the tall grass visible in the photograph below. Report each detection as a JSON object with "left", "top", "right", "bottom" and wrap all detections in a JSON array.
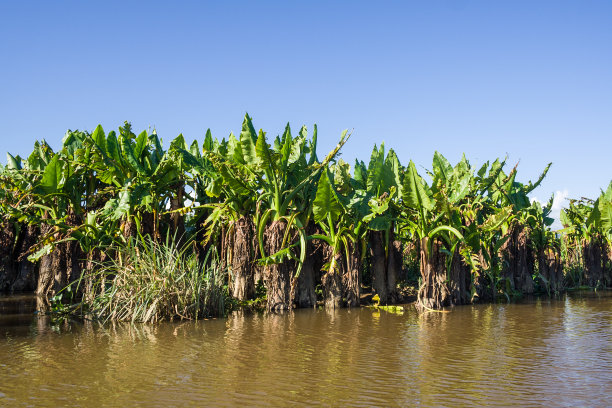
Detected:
[{"left": 82, "top": 236, "right": 229, "bottom": 323}]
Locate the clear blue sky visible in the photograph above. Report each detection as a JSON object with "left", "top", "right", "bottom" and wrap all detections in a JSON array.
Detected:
[{"left": 1, "top": 1, "right": 611, "bottom": 222}]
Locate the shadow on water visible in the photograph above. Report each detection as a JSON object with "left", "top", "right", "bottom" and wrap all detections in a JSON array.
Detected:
[{"left": 0, "top": 291, "right": 611, "bottom": 407}]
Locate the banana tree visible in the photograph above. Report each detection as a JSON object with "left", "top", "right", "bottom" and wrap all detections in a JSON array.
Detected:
[
  {"left": 588, "top": 182, "right": 612, "bottom": 287},
  {"left": 400, "top": 160, "right": 464, "bottom": 310},
  {"left": 352, "top": 143, "right": 404, "bottom": 304},
  {"left": 487, "top": 161, "right": 552, "bottom": 295},
  {"left": 182, "top": 126, "right": 261, "bottom": 301},
  {"left": 528, "top": 197, "right": 563, "bottom": 293},
  {"left": 242, "top": 115, "right": 348, "bottom": 311},
  {"left": 311, "top": 162, "right": 372, "bottom": 309},
  {"left": 8, "top": 134, "right": 93, "bottom": 297},
  {"left": 561, "top": 181, "right": 612, "bottom": 287},
  {"left": 424, "top": 152, "right": 479, "bottom": 305},
  {"left": 1, "top": 147, "right": 52, "bottom": 293},
  {"left": 86, "top": 123, "right": 187, "bottom": 243}
]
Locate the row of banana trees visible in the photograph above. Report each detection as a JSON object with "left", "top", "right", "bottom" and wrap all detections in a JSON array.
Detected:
[{"left": 0, "top": 115, "right": 609, "bottom": 315}]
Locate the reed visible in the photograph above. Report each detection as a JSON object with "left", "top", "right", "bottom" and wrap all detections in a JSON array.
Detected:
[{"left": 82, "top": 235, "right": 229, "bottom": 323}]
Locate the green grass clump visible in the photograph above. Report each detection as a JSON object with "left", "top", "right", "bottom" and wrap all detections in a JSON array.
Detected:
[{"left": 83, "top": 236, "right": 229, "bottom": 323}]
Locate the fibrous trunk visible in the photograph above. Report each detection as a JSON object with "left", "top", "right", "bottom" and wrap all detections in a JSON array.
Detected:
[
  {"left": 37, "top": 213, "right": 84, "bottom": 298},
  {"left": 140, "top": 211, "right": 156, "bottom": 240},
  {"left": 386, "top": 231, "right": 402, "bottom": 302},
  {"left": 263, "top": 220, "right": 293, "bottom": 311},
  {"left": 473, "top": 249, "right": 494, "bottom": 302},
  {"left": 369, "top": 228, "right": 400, "bottom": 304},
  {"left": 170, "top": 182, "right": 185, "bottom": 244},
  {"left": 538, "top": 247, "right": 563, "bottom": 293},
  {"left": 0, "top": 220, "right": 16, "bottom": 292},
  {"left": 36, "top": 227, "right": 67, "bottom": 298},
  {"left": 296, "top": 223, "right": 321, "bottom": 308},
  {"left": 230, "top": 216, "right": 255, "bottom": 301},
  {"left": 194, "top": 215, "right": 209, "bottom": 266},
  {"left": 604, "top": 244, "right": 612, "bottom": 288},
  {"left": 449, "top": 247, "right": 471, "bottom": 305},
  {"left": 83, "top": 248, "right": 108, "bottom": 301},
  {"left": 582, "top": 238, "right": 604, "bottom": 287},
  {"left": 418, "top": 237, "right": 450, "bottom": 310},
  {"left": 343, "top": 240, "right": 361, "bottom": 308},
  {"left": 369, "top": 230, "right": 388, "bottom": 303},
  {"left": 501, "top": 225, "right": 534, "bottom": 295},
  {"left": 12, "top": 225, "right": 39, "bottom": 292},
  {"left": 322, "top": 246, "right": 343, "bottom": 309}
]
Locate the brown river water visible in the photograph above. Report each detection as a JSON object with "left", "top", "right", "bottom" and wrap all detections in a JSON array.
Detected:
[{"left": 1, "top": 291, "right": 611, "bottom": 407}]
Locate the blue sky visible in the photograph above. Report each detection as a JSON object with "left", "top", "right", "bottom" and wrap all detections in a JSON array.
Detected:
[{"left": 1, "top": 1, "right": 611, "bottom": 224}]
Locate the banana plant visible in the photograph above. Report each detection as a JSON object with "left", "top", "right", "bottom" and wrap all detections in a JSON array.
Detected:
[
  {"left": 400, "top": 159, "right": 464, "bottom": 309},
  {"left": 86, "top": 123, "right": 186, "bottom": 242},
  {"left": 425, "top": 152, "right": 478, "bottom": 305},
  {"left": 238, "top": 115, "right": 349, "bottom": 310},
  {"left": 352, "top": 143, "right": 403, "bottom": 303},
  {"left": 528, "top": 197, "right": 563, "bottom": 293},
  {"left": 561, "top": 181, "right": 612, "bottom": 287},
  {"left": 181, "top": 127, "right": 261, "bottom": 301}
]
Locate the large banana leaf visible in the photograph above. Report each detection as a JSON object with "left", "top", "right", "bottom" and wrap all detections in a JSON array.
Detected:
[
  {"left": 119, "top": 133, "right": 146, "bottom": 175},
  {"left": 598, "top": 199, "right": 612, "bottom": 232},
  {"left": 256, "top": 129, "right": 273, "bottom": 171},
  {"left": 384, "top": 149, "right": 402, "bottom": 196},
  {"left": 432, "top": 151, "right": 452, "bottom": 183},
  {"left": 240, "top": 114, "right": 259, "bottom": 167},
  {"left": 6, "top": 153, "right": 22, "bottom": 170},
  {"left": 307, "top": 124, "right": 318, "bottom": 166},
  {"left": 313, "top": 168, "right": 343, "bottom": 224},
  {"left": 39, "top": 155, "right": 62, "bottom": 194},
  {"left": 366, "top": 144, "right": 384, "bottom": 196},
  {"left": 353, "top": 159, "right": 367, "bottom": 191},
  {"left": 91, "top": 125, "right": 107, "bottom": 155},
  {"left": 403, "top": 160, "right": 433, "bottom": 213},
  {"left": 134, "top": 131, "right": 148, "bottom": 160}
]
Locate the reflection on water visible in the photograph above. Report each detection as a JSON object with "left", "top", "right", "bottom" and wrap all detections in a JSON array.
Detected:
[{"left": 1, "top": 292, "right": 611, "bottom": 407}]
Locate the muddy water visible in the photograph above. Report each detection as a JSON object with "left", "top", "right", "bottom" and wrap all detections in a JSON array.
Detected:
[{"left": 1, "top": 292, "right": 611, "bottom": 407}]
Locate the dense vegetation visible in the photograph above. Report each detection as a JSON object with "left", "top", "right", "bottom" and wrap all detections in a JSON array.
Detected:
[{"left": 0, "top": 115, "right": 610, "bottom": 321}]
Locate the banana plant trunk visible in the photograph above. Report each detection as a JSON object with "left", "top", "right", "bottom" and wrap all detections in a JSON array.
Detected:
[
  {"left": 0, "top": 220, "right": 16, "bottom": 292},
  {"left": 604, "top": 244, "right": 612, "bottom": 288},
  {"left": 230, "top": 216, "right": 256, "bottom": 301},
  {"left": 537, "top": 247, "right": 562, "bottom": 293},
  {"left": 36, "top": 224, "right": 67, "bottom": 297},
  {"left": 386, "top": 228, "right": 402, "bottom": 302},
  {"left": 140, "top": 211, "right": 156, "bottom": 240},
  {"left": 296, "top": 223, "right": 321, "bottom": 308},
  {"left": 12, "top": 224, "right": 39, "bottom": 292},
  {"left": 449, "top": 247, "right": 471, "bottom": 305},
  {"left": 37, "top": 212, "right": 83, "bottom": 298},
  {"left": 322, "top": 245, "right": 343, "bottom": 309},
  {"left": 369, "top": 230, "right": 388, "bottom": 303},
  {"left": 194, "top": 215, "right": 209, "bottom": 266},
  {"left": 473, "top": 250, "right": 495, "bottom": 303},
  {"left": 418, "top": 237, "right": 451, "bottom": 309},
  {"left": 368, "top": 228, "right": 401, "bottom": 304},
  {"left": 83, "top": 248, "right": 108, "bottom": 302},
  {"left": 170, "top": 182, "right": 185, "bottom": 244},
  {"left": 263, "top": 220, "right": 293, "bottom": 311},
  {"left": 501, "top": 225, "right": 535, "bottom": 295},
  {"left": 343, "top": 240, "right": 361, "bottom": 307},
  {"left": 122, "top": 218, "right": 136, "bottom": 240},
  {"left": 582, "top": 238, "right": 604, "bottom": 287}
]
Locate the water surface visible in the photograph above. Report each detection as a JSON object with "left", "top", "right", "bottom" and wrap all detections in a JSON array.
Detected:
[{"left": 1, "top": 292, "right": 611, "bottom": 407}]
